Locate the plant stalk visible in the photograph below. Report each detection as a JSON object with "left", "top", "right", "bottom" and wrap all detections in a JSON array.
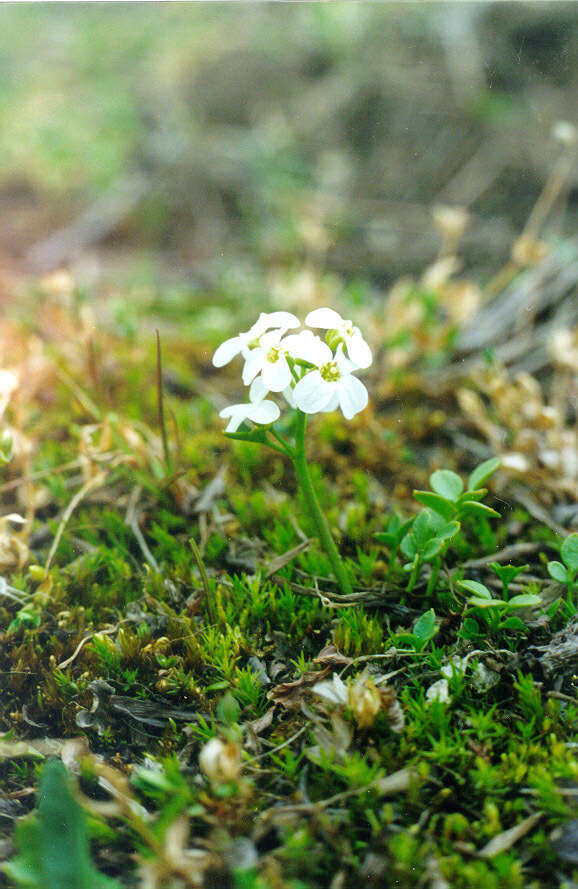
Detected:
[{"left": 293, "top": 410, "right": 353, "bottom": 597}]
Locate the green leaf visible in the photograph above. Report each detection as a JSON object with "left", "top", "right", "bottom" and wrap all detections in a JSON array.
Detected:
[
  {"left": 430, "top": 470, "right": 463, "bottom": 502},
  {"left": 225, "top": 428, "right": 269, "bottom": 445},
  {"left": 458, "top": 489, "right": 487, "bottom": 503},
  {"left": 468, "top": 597, "right": 506, "bottom": 609},
  {"left": 458, "top": 501, "right": 501, "bottom": 518},
  {"left": 468, "top": 457, "right": 500, "bottom": 491},
  {"left": 400, "top": 532, "right": 417, "bottom": 560},
  {"left": 561, "top": 533, "right": 578, "bottom": 572},
  {"left": 373, "top": 532, "right": 395, "bottom": 547},
  {"left": 548, "top": 560, "right": 569, "bottom": 583},
  {"left": 422, "top": 538, "right": 442, "bottom": 561},
  {"left": 412, "top": 608, "right": 437, "bottom": 644},
  {"left": 412, "top": 510, "right": 433, "bottom": 545},
  {"left": 413, "top": 491, "right": 456, "bottom": 520},
  {"left": 507, "top": 593, "right": 542, "bottom": 608},
  {"left": 459, "top": 616, "right": 481, "bottom": 639},
  {"left": 435, "top": 520, "right": 460, "bottom": 541},
  {"left": 499, "top": 616, "right": 527, "bottom": 632},
  {"left": 3, "top": 758, "right": 121, "bottom": 889},
  {"left": 458, "top": 579, "right": 492, "bottom": 599}
]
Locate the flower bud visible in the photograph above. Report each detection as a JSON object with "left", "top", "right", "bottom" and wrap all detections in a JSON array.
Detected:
[
  {"left": 348, "top": 676, "right": 382, "bottom": 730},
  {"left": 199, "top": 737, "right": 241, "bottom": 784}
]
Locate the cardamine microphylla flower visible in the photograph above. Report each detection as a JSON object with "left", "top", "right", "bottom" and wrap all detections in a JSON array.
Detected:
[
  {"left": 305, "top": 307, "right": 372, "bottom": 369},
  {"left": 212, "top": 307, "right": 372, "bottom": 598},
  {"left": 292, "top": 345, "right": 368, "bottom": 419},
  {"left": 212, "top": 311, "right": 300, "bottom": 368}
]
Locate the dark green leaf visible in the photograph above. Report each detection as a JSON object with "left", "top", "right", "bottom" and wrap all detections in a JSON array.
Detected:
[
  {"left": 412, "top": 608, "right": 437, "bottom": 643},
  {"left": 422, "top": 538, "right": 442, "bottom": 561}
]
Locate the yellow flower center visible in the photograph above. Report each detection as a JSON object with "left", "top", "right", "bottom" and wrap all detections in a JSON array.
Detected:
[
  {"left": 320, "top": 361, "right": 340, "bottom": 382},
  {"left": 267, "top": 347, "right": 280, "bottom": 363}
]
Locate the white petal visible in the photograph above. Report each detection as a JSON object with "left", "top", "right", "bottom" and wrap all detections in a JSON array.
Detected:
[
  {"left": 322, "top": 392, "right": 340, "bottom": 413},
  {"left": 213, "top": 336, "right": 243, "bottom": 367},
  {"left": 293, "top": 371, "right": 335, "bottom": 414},
  {"left": 261, "top": 311, "right": 300, "bottom": 330},
  {"left": 242, "top": 349, "right": 265, "bottom": 386},
  {"left": 283, "top": 331, "right": 332, "bottom": 365},
  {"left": 337, "top": 374, "right": 368, "bottom": 419},
  {"left": 249, "top": 376, "right": 268, "bottom": 402},
  {"left": 305, "top": 307, "right": 344, "bottom": 329},
  {"left": 247, "top": 400, "right": 280, "bottom": 425},
  {"left": 219, "top": 404, "right": 249, "bottom": 433},
  {"left": 282, "top": 385, "right": 296, "bottom": 408},
  {"left": 262, "top": 356, "right": 292, "bottom": 392},
  {"left": 346, "top": 334, "right": 372, "bottom": 369}
]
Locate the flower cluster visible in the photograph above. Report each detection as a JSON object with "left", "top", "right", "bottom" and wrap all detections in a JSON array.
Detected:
[{"left": 213, "top": 308, "right": 372, "bottom": 432}]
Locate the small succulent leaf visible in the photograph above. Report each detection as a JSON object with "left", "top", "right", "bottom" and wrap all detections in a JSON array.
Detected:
[
  {"left": 413, "top": 491, "right": 456, "bottom": 520},
  {"left": 434, "top": 520, "right": 461, "bottom": 541},
  {"left": 400, "top": 533, "right": 418, "bottom": 560},
  {"left": 459, "top": 501, "right": 501, "bottom": 518},
  {"left": 561, "top": 533, "right": 578, "bottom": 572},
  {"left": 458, "top": 579, "right": 492, "bottom": 598},
  {"left": 459, "top": 616, "right": 481, "bottom": 638},
  {"left": 412, "top": 608, "right": 437, "bottom": 643},
  {"left": 430, "top": 470, "right": 463, "bottom": 501},
  {"left": 507, "top": 593, "right": 542, "bottom": 608},
  {"left": 412, "top": 510, "right": 433, "bottom": 545},
  {"left": 458, "top": 488, "right": 487, "bottom": 503},
  {"left": 468, "top": 597, "right": 505, "bottom": 609},
  {"left": 548, "top": 561, "right": 569, "bottom": 583},
  {"left": 499, "top": 616, "right": 527, "bottom": 632},
  {"left": 468, "top": 457, "right": 500, "bottom": 491},
  {"left": 422, "top": 538, "right": 442, "bottom": 561}
]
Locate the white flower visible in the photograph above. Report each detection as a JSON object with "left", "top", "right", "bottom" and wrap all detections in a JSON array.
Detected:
[
  {"left": 212, "top": 311, "right": 299, "bottom": 368},
  {"left": 241, "top": 329, "right": 294, "bottom": 392},
  {"left": 306, "top": 307, "right": 372, "bottom": 368},
  {"left": 292, "top": 346, "right": 368, "bottom": 420},
  {"left": 219, "top": 398, "right": 280, "bottom": 433},
  {"left": 199, "top": 737, "right": 241, "bottom": 783}
]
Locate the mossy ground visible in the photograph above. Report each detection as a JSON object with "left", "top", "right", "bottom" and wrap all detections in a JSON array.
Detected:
[{"left": 0, "top": 280, "right": 576, "bottom": 889}]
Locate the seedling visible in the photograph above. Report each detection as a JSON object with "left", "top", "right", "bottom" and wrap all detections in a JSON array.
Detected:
[
  {"left": 548, "top": 532, "right": 578, "bottom": 601},
  {"left": 457, "top": 578, "right": 541, "bottom": 638},
  {"left": 213, "top": 308, "right": 372, "bottom": 596},
  {"left": 413, "top": 458, "right": 501, "bottom": 525}
]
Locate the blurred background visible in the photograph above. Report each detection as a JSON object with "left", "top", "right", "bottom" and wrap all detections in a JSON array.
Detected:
[{"left": 1, "top": 2, "right": 578, "bottom": 328}]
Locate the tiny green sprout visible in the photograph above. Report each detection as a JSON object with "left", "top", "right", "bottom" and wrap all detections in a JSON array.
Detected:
[
  {"left": 373, "top": 512, "right": 413, "bottom": 579},
  {"left": 457, "top": 578, "right": 541, "bottom": 637},
  {"left": 488, "top": 562, "right": 529, "bottom": 598},
  {"left": 548, "top": 532, "right": 578, "bottom": 601},
  {"left": 400, "top": 509, "right": 460, "bottom": 594},
  {"left": 392, "top": 607, "right": 438, "bottom": 652},
  {"left": 413, "top": 457, "right": 501, "bottom": 524}
]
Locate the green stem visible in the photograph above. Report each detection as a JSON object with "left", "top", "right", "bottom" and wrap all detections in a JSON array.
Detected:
[
  {"left": 425, "top": 558, "right": 441, "bottom": 598},
  {"left": 292, "top": 410, "right": 353, "bottom": 597},
  {"left": 405, "top": 555, "right": 421, "bottom": 595}
]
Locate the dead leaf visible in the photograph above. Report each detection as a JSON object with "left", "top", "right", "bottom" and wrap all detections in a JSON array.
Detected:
[{"left": 478, "top": 812, "right": 543, "bottom": 859}]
